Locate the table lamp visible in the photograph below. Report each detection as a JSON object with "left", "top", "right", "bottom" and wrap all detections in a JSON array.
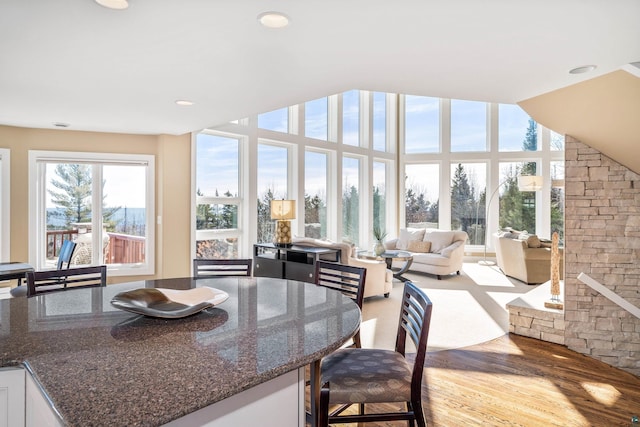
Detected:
[{"left": 271, "top": 199, "right": 296, "bottom": 247}]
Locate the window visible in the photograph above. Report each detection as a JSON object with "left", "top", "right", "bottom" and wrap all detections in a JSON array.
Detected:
[
  {"left": 373, "top": 161, "right": 387, "bottom": 234},
  {"left": 550, "top": 161, "right": 565, "bottom": 242},
  {"left": 0, "top": 149, "right": 9, "bottom": 261},
  {"left": 342, "top": 156, "right": 360, "bottom": 245},
  {"left": 29, "top": 151, "right": 155, "bottom": 276},
  {"left": 498, "top": 161, "right": 537, "bottom": 233},
  {"left": 257, "top": 143, "right": 290, "bottom": 243},
  {"left": 305, "top": 97, "right": 328, "bottom": 141},
  {"left": 405, "top": 164, "right": 439, "bottom": 228},
  {"left": 499, "top": 104, "right": 537, "bottom": 152},
  {"left": 551, "top": 130, "right": 564, "bottom": 151},
  {"left": 451, "top": 100, "right": 487, "bottom": 152},
  {"left": 342, "top": 90, "right": 360, "bottom": 146},
  {"left": 195, "top": 133, "right": 242, "bottom": 259},
  {"left": 450, "top": 163, "right": 486, "bottom": 245},
  {"left": 372, "top": 92, "right": 387, "bottom": 151},
  {"left": 258, "top": 107, "right": 289, "bottom": 133},
  {"left": 404, "top": 96, "right": 439, "bottom": 153},
  {"left": 305, "top": 150, "right": 328, "bottom": 239}
]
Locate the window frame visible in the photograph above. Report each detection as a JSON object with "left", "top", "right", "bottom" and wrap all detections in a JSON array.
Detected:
[{"left": 28, "top": 150, "right": 155, "bottom": 276}]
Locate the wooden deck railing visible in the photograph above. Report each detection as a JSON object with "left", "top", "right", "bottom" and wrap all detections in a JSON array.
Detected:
[{"left": 46, "top": 230, "right": 145, "bottom": 264}]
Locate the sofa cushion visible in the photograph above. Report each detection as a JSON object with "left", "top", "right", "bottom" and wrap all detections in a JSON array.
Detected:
[
  {"left": 518, "top": 233, "right": 542, "bottom": 248},
  {"left": 396, "top": 228, "right": 426, "bottom": 250},
  {"left": 412, "top": 252, "right": 451, "bottom": 267},
  {"left": 407, "top": 240, "right": 431, "bottom": 253},
  {"left": 423, "top": 231, "right": 455, "bottom": 254}
]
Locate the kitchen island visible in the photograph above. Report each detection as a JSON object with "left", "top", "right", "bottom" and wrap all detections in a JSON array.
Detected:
[{"left": 0, "top": 277, "right": 360, "bottom": 426}]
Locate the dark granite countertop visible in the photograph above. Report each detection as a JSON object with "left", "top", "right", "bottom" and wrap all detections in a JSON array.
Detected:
[{"left": 0, "top": 277, "right": 360, "bottom": 427}]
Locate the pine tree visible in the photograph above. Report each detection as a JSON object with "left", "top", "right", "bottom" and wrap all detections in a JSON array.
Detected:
[{"left": 48, "top": 164, "right": 120, "bottom": 229}]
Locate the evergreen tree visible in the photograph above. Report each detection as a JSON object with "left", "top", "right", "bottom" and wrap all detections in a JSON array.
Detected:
[
  {"left": 48, "top": 164, "right": 120, "bottom": 230},
  {"left": 342, "top": 185, "right": 359, "bottom": 243}
]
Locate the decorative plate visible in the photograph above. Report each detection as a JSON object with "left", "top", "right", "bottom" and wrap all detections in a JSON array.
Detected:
[{"left": 110, "top": 287, "right": 229, "bottom": 319}]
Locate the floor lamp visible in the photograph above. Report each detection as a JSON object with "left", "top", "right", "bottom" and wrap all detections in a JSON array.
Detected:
[{"left": 479, "top": 175, "right": 544, "bottom": 266}]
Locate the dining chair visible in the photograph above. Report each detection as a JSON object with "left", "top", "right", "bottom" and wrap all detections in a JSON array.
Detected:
[
  {"left": 193, "top": 259, "right": 253, "bottom": 278},
  {"left": 26, "top": 265, "right": 107, "bottom": 297},
  {"left": 314, "top": 261, "right": 366, "bottom": 348},
  {"left": 57, "top": 240, "right": 77, "bottom": 270},
  {"left": 315, "top": 280, "right": 433, "bottom": 427}
]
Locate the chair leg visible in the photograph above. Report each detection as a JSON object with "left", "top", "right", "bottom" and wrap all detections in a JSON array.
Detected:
[
  {"left": 412, "top": 398, "right": 427, "bottom": 427},
  {"left": 318, "top": 386, "right": 330, "bottom": 427},
  {"left": 437, "top": 275, "right": 441, "bottom": 280}
]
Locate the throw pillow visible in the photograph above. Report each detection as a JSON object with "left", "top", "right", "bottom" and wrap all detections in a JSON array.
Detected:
[
  {"left": 407, "top": 240, "right": 431, "bottom": 253},
  {"left": 424, "top": 231, "right": 455, "bottom": 254},
  {"left": 526, "top": 234, "right": 542, "bottom": 248},
  {"left": 396, "top": 228, "right": 426, "bottom": 250}
]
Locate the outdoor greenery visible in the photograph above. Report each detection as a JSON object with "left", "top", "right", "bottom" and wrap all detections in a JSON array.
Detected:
[{"left": 47, "top": 164, "right": 120, "bottom": 231}]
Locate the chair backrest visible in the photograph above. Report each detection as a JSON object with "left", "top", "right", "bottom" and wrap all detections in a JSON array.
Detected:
[
  {"left": 315, "top": 261, "right": 366, "bottom": 309},
  {"left": 395, "top": 281, "right": 433, "bottom": 397},
  {"left": 315, "top": 261, "right": 366, "bottom": 348},
  {"left": 26, "top": 265, "right": 107, "bottom": 297},
  {"left": 193, "top": 259, "right": 253, "bottom": 278},
  {"left": 57, "top": 240, "right": 77, "bottom": 270}
]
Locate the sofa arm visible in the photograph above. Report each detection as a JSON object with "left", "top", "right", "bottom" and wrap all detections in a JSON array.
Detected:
[
  {"left": 440, "top": 240, "right": 464, "bottom": 258},
  {"left": 349, "top": 257, "right": 392, "bottom": 298}
]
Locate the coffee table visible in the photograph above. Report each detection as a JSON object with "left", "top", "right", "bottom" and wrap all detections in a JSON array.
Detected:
[{"left": 357, "top": 250, "right": 413, "bottom": 282}]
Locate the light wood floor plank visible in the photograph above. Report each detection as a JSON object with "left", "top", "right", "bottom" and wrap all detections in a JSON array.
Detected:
[{"left": 307, "top": 333, "right": 640, "bottom": 426}]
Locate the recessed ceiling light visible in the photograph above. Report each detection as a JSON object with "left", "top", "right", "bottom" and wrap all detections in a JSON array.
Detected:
[
  {"left": 53, "top": 122, "right": 70, "bottom": 128},
  {"left": 95, "top": 0, "right": 129, "bottom": 10},
  {"left": 175, "top": 100, "right": 194, "bottom": 106},
  {"left": 257, "top": 12, "right": 290, "bottom": 29},
  {"left": 569, "top": 65, "right": 597, "bottom": 75}
]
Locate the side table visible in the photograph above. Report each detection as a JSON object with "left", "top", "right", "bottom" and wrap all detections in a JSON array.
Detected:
[{"left": 357, "top": 250, "right": 413, "bottom": 282}]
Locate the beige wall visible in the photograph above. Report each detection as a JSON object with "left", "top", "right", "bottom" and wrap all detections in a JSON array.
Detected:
[{"left": 0, "top": 125, "right": 192, "bottom": 283}]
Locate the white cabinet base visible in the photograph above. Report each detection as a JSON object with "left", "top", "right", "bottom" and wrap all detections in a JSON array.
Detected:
[
  {"left": 163, "top": 367, "right": 305, "bottom": 427},
  {"left": 0, "top": 367, "right": 25, "bottom": 427}
]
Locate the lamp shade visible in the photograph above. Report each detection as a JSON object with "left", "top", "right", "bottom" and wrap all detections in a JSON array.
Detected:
[
  {"left": 517, "top": 176, "right": 544, "bottom": 192},
  {"left": 270, "top": 200, "right": 296, "bottom": 220}
]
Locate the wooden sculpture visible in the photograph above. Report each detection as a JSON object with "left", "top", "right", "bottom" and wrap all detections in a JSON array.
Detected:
[{"left": 545, "top": 231, "right": 563, "bottom": 309}]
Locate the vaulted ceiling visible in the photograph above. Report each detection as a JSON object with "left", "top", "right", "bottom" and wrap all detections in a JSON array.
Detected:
[{"left": 1, "top": 0, "right": 639, "bottom": 154}]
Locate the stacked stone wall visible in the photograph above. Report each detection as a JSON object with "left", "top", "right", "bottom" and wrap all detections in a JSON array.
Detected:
[{"left": 565, "top": 136, "right": 640, "bottom": 376}]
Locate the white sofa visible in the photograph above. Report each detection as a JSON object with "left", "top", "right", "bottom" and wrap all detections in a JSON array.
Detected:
[
  {"left": 291, "top": 237, "right": 394, "bottom": 298},
  {"left": 384, "top": 228, "right": 468, "bottom": 279}
]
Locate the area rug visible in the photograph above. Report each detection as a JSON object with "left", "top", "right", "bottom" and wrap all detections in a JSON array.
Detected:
[{"left": 359, "top": 262, "right": 535, "bottom": 352}]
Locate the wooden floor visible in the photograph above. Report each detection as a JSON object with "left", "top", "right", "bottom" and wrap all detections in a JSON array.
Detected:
[{"left": 307, "top": 334, "right": 640, "bottom": 426}]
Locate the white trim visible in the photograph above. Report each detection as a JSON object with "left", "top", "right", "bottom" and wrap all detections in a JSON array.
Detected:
[{"left": 0, "top": 148, "right": 10, "bottom": 261}]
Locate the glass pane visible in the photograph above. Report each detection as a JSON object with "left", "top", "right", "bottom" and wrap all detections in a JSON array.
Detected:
[
  {"left": 450, "top": 163, "right": 486, "bottom": 245},
  {"left": 195, "top": 237, "right": 239, "bottom": 259},
  {"left": 45, "top": 163, "right": 94, "bottom": 268},
  {"left": 196, "top": 134, "right": 239, "bottom": 197},
  {"left": 103, "top": 165, "right": 147, "bottom": 266},
  {"left": 404, "top": 95, "right": 439, "bottom": 154},
  {"left": 372, "top": 92, "right": 387, "bottom": 151},
  {"left": 498, "top": 162, "right": 537, "bottom": 233},
  {"left": 196, "top": 203, "right": 238, "bottom": 230},
  {"left": 342, "top": 90, "right": 360, "bottom": 146},
  {"left": 451, "top": 99, "right": 487, "bottom": 152},
  {"left": 304, "top": 151, "right": 327, "bottom": 239},
  {"left": 551, "top": 130, "right": 564, "bottom": 151},
  {"left": 257, "top": 144, "right": 289, "bottom": 243},
  {"left": 258, "top": 107, "right": 288, "bottom": 133},
  {"left": 551, "top": 161, "right": 565, "bottom": 243},
  {"left": 342, "top": 157, "right": 360, "bottom": 245},
  {"left": 499, "top": 104, "right": 537, "bottom": 152},
  {"left": 305, "top": 97, "right": 328, "bottom": 141},
  {"left": 405, "top": 164, "right": 439, "bottom": 228},
  {"left": 373, "top": 161, "right": 386, "bottom": 235}
]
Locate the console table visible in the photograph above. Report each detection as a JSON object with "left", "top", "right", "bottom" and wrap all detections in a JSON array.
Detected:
[{"left": 253, "top": 243, "right": 340, "bottom": 283}]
